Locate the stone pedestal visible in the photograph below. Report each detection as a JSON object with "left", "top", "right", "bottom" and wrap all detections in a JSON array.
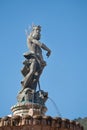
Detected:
[
  {"left": 11, "top": 89, "right": 48, "bottom": 116},
  {"left": 11, "top": 102, "right": 47, "bottom": 116}
]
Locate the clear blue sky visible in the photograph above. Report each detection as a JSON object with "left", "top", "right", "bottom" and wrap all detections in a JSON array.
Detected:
[{"left": 0, "top": 0, "right": 87, "bottom": 120}]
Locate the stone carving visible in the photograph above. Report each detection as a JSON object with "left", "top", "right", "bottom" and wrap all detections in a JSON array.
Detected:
[
  {"left": 17, "top": 25, "right": 51, "bottom": 105},
  {"left": 17, "top": 88, "right": 48, "bottom": 105},
  {"left": 21, "top": 25, "right": 51, "bottom": 91},
  {"left": 11, "top": 25, "right": 51, "bottom": 116}
]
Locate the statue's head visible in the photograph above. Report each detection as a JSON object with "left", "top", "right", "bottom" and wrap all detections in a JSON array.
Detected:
[{"left": 31, "top": 25, "right": 41, "bottom": 40}]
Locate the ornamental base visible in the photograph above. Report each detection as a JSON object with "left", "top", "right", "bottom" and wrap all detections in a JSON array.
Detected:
[{"left": 11, "top": 102, "right": 47, "bottom": 116}]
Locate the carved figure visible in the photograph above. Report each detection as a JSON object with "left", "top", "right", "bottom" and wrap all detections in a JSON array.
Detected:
[
  {"left": 21, "top": 25, "right": 51, "bottom": 91},
  {"left": 17, "top": 88, "right": 48, "bottom": 105}
]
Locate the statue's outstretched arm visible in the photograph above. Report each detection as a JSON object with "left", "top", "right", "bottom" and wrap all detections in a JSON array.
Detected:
[
  {"left": 32, "top": 39, "right": 51, "bottom": 57},
  {"left": 41, "top": 43, "right": 51, "bottom": 57}
]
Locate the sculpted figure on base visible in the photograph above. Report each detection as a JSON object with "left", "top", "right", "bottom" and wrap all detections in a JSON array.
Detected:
[{"left": 21, "top": 25, "right": 51, "bottom": 91}]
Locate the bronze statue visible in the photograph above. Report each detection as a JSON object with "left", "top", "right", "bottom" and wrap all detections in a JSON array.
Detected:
[{"left": 21, "top": 25, "right": 51, "bottom": 91}]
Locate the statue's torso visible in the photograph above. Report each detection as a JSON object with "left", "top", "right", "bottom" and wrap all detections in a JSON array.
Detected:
[{"left": 28, "top": 38, "right": 43, "bottom": 61}]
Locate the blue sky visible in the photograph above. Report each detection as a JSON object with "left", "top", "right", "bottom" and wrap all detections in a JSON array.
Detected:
[{"left": 0, "top": 0, "right": 87, "bottom": 120}]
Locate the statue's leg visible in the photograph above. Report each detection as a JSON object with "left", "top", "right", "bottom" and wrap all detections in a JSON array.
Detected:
[{"left": 23, "top": 59, "right": 36, "bottom": 88}]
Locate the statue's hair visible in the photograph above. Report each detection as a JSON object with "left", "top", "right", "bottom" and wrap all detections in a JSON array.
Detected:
[
  {"left": 25, "top": 24, "right": 41, "bottom": 38},
  {"left": 32, "top": 25, "right": 41, "bottom": 31}
]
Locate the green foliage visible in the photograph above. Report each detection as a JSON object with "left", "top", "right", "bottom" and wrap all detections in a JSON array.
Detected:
[{"left": 75, "top": 117, "right": 87, "bottom": 130}]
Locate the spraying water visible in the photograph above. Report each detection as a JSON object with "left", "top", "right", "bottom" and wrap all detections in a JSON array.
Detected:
[{"left": 48, "top": 97, "right": 62, "bottom": 117}]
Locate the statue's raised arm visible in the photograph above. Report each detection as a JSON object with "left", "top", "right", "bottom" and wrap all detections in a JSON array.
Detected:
[{"left": 21, "top": 25, "right": 51, "bottom": 91}]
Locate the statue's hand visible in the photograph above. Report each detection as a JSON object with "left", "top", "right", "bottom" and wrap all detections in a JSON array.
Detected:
[{"left": 46, "top": 50, "right": 51, "bottom": 57}]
